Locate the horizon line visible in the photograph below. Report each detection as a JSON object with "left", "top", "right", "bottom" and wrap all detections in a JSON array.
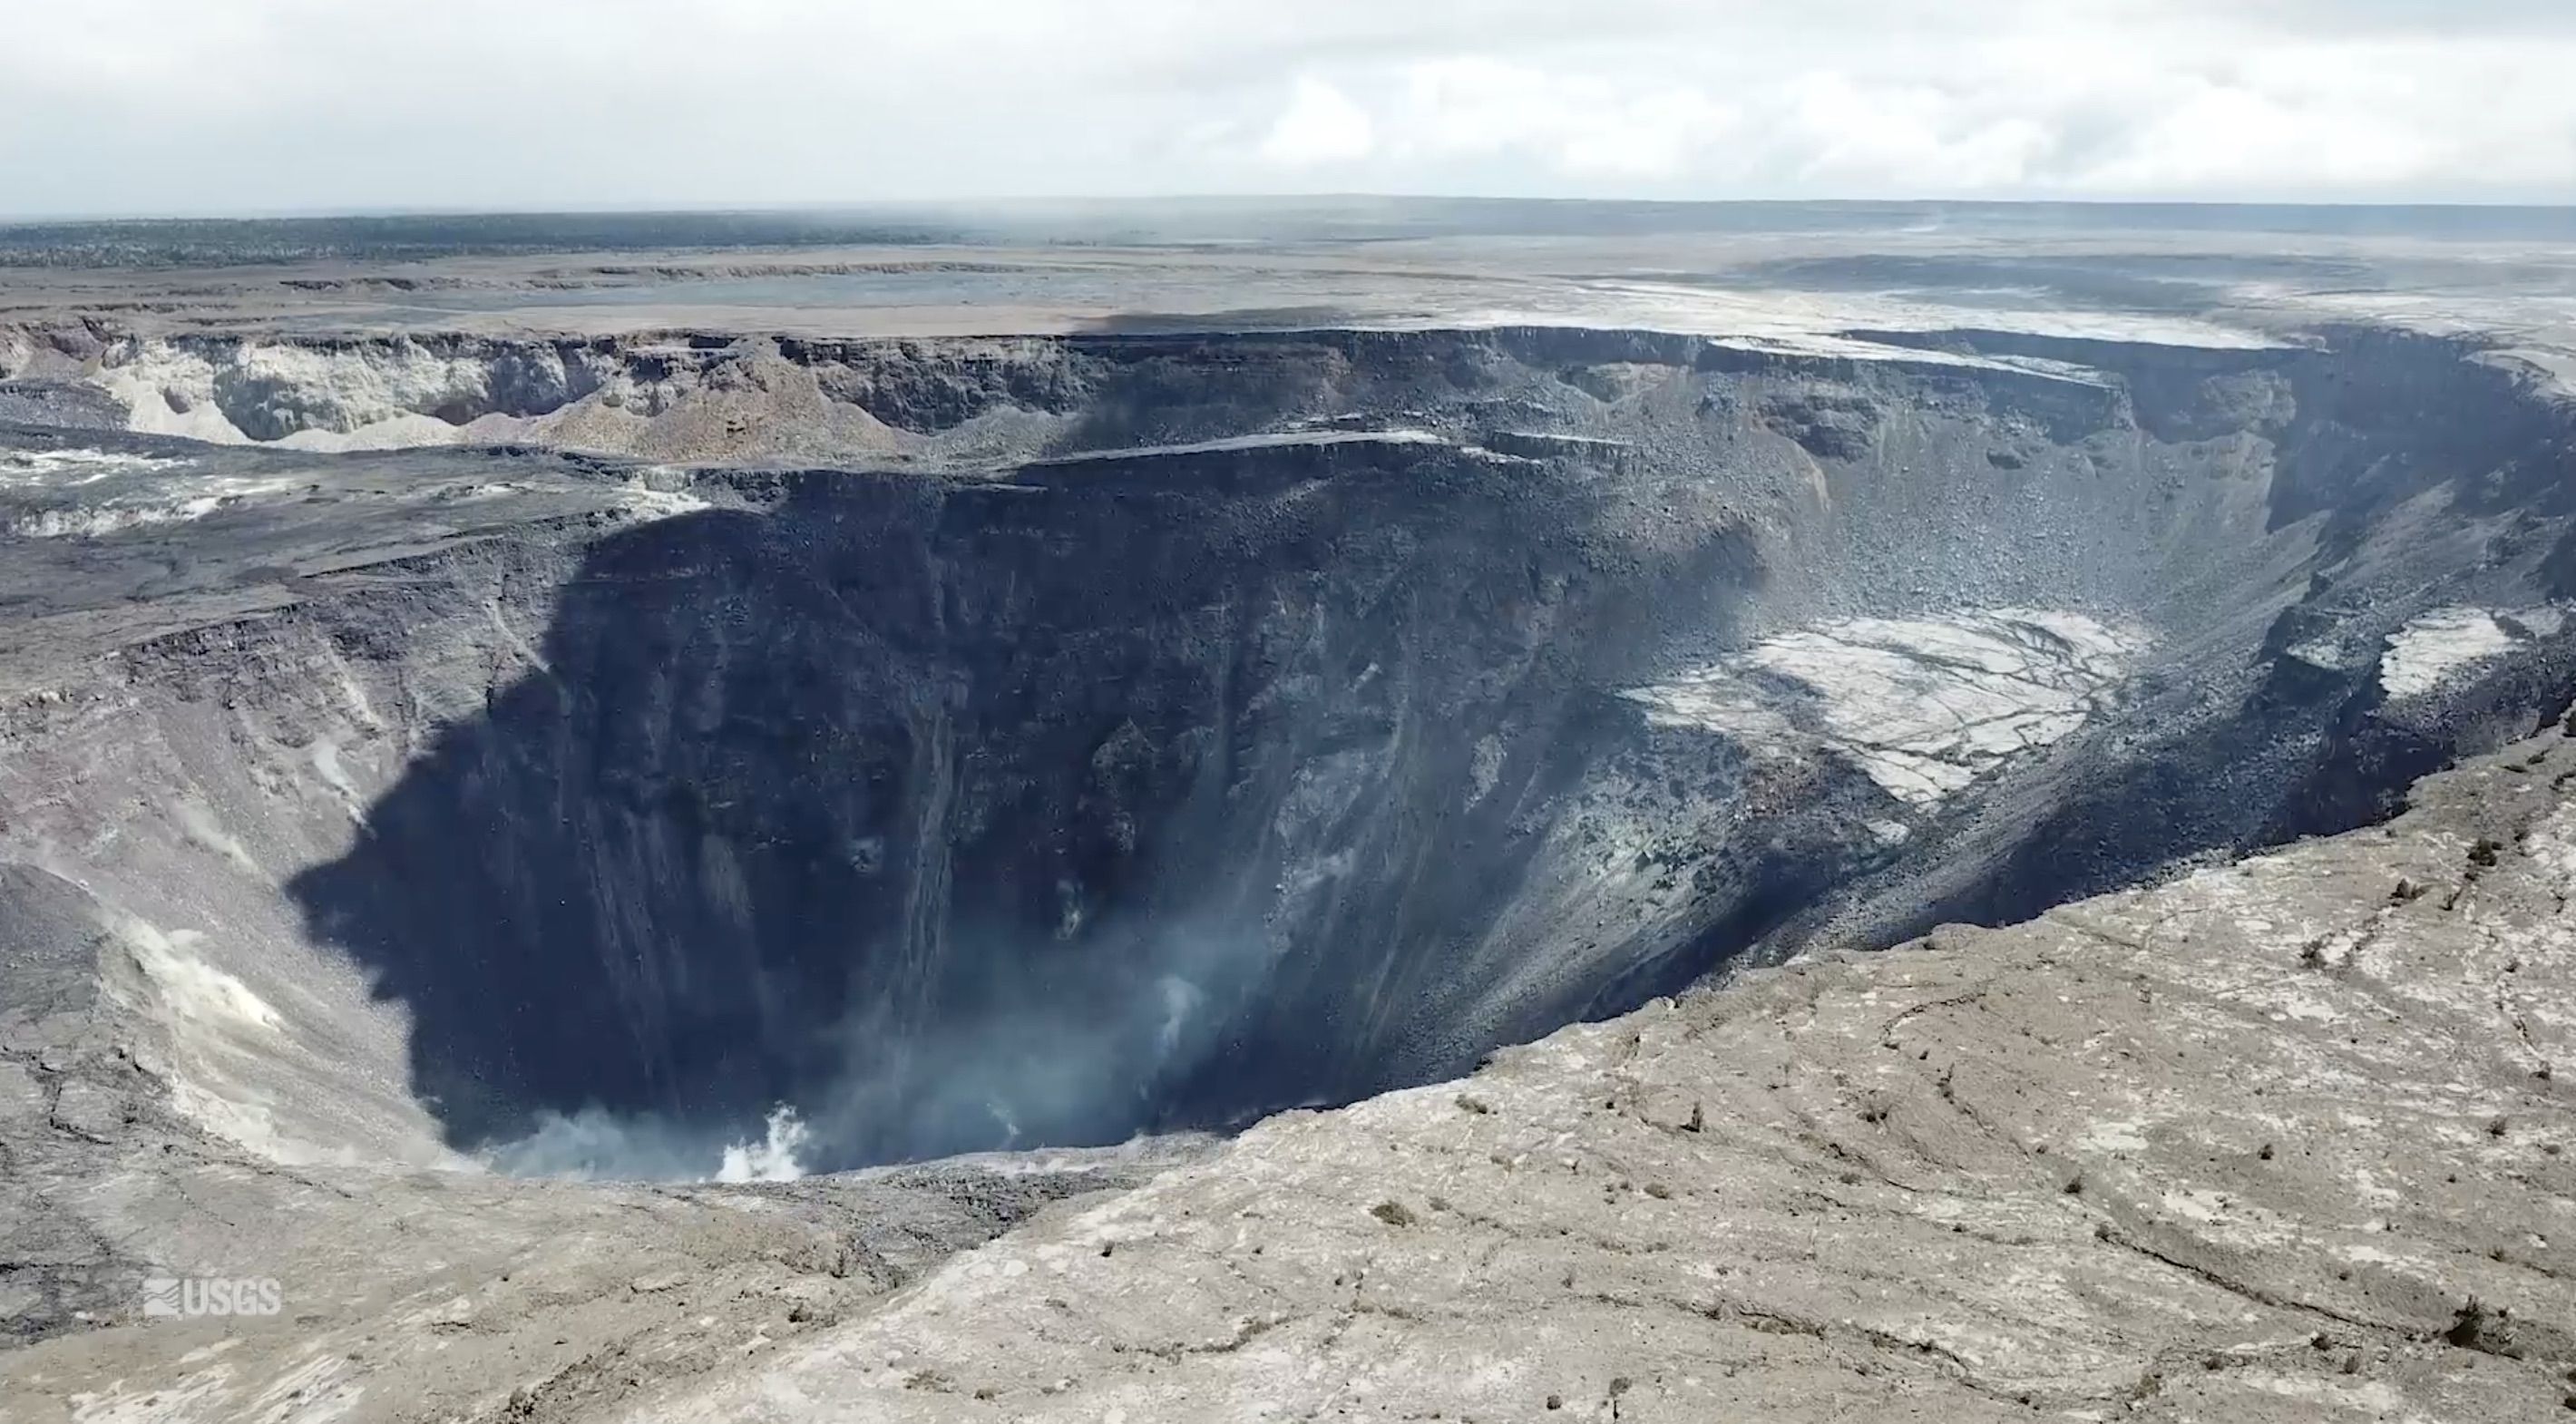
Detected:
[{"left": 5, "top": 192, "right": 2576, "bottom": 228}]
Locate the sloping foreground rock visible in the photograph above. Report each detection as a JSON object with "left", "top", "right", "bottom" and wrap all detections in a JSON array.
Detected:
[{"left": 635, "top": 723, "right": 2576, "bottom": 1423}]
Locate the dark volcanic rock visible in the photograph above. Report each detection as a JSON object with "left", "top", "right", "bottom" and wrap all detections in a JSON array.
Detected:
[
  {"left": 0, "top": 324, "right": 2571, "bottom": 1185},
  {"left": 1759, "top": 391, "right": 1883, "bottom": 459},
  {"left": 286, "top": 441, "right": 1760, "bottom": 1166}
]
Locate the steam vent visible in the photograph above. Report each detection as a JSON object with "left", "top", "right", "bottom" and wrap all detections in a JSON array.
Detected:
[{"left": 5, "top": 204, "right": 2576, "bottom": 1420}]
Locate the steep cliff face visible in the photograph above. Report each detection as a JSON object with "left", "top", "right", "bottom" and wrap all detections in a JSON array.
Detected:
[
  {"left": 14, "top": 601, "right": 2576, "bottom": 1424},
  {"left": 629, "top": 717, "right": 2576, "bottom": 1424},
  {"left": 283, "top": 439, "right": 1760, "bottom": 1166},
  {"left": 0, "top": 325, "right": 2570, "bottom": 1184}
]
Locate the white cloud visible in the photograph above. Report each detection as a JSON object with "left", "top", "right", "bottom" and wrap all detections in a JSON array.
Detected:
[
  {"left": 1227, "top": 6, "right": 2576, "bottom": 201},
  {"left": 1261, "top": 79, "right": 1377, "bottom": 168},
  {"left": 1, "top": 1, "right": 2571, "bottom": 213},
  {"left": 1390, "top": 59, "right": 1737, "bottom": 180},
  {"left": 1771, "top": 73, "right": 2058, "bottom": 191}
]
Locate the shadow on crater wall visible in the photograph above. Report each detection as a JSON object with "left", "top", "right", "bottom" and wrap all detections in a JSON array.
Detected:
[
  {"left": 287, "top": 444, "right": 1756, "bottom": 1173},
  {"left": 281, "top": 327, "right": 2576, "bottom": 1177}
]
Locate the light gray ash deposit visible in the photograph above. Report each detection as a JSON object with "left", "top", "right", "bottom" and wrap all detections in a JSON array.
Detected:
[{"left": 0, "top": 205, "right": 2573, "bottom": 1421}]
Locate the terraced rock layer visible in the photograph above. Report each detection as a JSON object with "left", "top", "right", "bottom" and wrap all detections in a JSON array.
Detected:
[
  {"left": 632, "top": 718, "right": 2576, "bottom": 1424},
  {"left": 0, "top": 326, "right": 2570, "bottom": 1184}
]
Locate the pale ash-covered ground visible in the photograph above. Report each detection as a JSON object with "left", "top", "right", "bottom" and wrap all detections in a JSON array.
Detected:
[
  {"left": 1624, "top": 610, "right": 2145, "bottom": 807},
  {"left": 12, "top": 212, "right": 2576, "bottom": 463},
  {"left": 629, "top": 724, "right": 2576, "bottom": 1424}
]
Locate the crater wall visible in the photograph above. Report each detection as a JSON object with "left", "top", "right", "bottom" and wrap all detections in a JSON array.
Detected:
[{"left": 1, "top": 325, "right": 2569, "bottom": 1175}]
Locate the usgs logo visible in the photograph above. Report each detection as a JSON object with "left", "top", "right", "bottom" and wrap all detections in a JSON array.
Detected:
[{"left": 141, "top": 1276, "right": 283, "bottom": 1319}]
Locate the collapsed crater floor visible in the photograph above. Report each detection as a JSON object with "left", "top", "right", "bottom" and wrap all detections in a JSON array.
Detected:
[
  {"left": 0, "top": 280, "right": 2573, "bottom": 1423},
  {"left": 0, "top": 323, "right": 2571, "bottom": 1187},
  {"left": 624, "top": 722, "right": 2576, "bottom": 1423}
]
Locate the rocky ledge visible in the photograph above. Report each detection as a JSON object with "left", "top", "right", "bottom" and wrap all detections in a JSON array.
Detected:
[{"left": 633, "top": 718, "right": 2576, "bottom": 1423}]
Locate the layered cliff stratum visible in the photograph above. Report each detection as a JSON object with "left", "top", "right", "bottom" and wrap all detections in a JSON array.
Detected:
[{"left": 1, "top": 204, "right": 2574, "bottom": 1420}]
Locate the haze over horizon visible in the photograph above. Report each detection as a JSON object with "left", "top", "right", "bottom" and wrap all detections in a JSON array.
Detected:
[{"left": 8, "top": 1, "right": 2574, "bottom": 219}]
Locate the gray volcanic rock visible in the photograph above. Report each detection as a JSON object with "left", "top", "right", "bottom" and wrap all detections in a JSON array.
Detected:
[
  {"left": 8, "top": 726, "right": 2572, "bottom": 1419},
  {"left": 0, "top": 325, "right": 2568, "bottom": 1186},
  {"left": 631, "top": 722, "right": 2576, "bottom": 1423},
  {"left": 0, "top": 219, "right": 2572, "bottom": 1422},
  {"left": 1, "top": 1112, "right": 1200, "bottom": 1423}
]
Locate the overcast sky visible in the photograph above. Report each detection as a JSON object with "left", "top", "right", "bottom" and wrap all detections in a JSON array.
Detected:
[{"left": 5, "top": 1, "right": 2572, "bottom": 218}]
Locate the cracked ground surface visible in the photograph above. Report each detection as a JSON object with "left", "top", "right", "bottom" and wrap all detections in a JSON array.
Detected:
[
  {"left": 629, "top": 723, "right": 2576, "bottom": 1423},
  {"left": 5, "top": 722, "right": 2572, "bottom": 1424},
  {"left": 1624, "top": 610, "right": 2145, "bottom": 807}
]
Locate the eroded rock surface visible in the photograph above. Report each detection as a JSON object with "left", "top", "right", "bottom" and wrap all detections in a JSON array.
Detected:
[
  {"left": 2, "top": 324, "right": 2565, "bottom": 1181},
  {"left": 623, "top": 725, "right": 2576, "bottom": 1423},
  {"left": 1625, "top": 610, "right": 2147, "bottom": 805},
  {"left": 0, "top": 300, "right": 2571, "bottom": 1419}
]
